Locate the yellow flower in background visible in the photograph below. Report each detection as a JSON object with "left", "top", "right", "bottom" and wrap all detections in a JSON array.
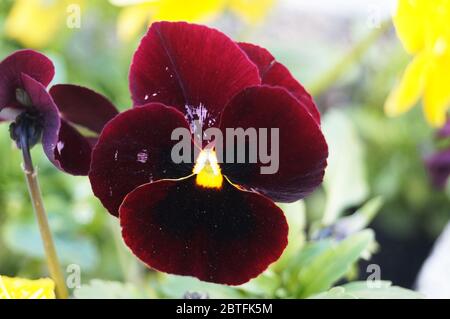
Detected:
[
  {"left": 5, "top": 0, "right": 84, "bottom": 49},
  {"left": 0, "top": 276, "right": 55, "bottom": 299},
  {"left": 111, "top": 0, "right": 275, "bottom": 41},
  {"left": 386, "top": 0, "right": 450, "bottom": 127}
]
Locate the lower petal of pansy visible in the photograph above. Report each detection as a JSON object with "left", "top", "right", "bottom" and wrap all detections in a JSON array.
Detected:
[
  {"left": 220, "top": 85, "right": 328, "bottom": 203},
  {"left": 50, "top": 84, "right": 119, "bottom": 134},
  {"left": 89, "top": 103, "right": 195, "bottom": 216},
  {"left": 120, "top": 176, "right": 288, "bottom": 285},
  {"left": 0, "top": 50, "right": 54, "bottom": 110},
  {"left": 238, "top": 42, "right": 320, "bottom": 123}
]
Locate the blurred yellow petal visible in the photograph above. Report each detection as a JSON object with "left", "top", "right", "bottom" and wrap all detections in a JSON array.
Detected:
[
  {"left": 393, "top": 0, "right": 430, "bottom": 54},
  {"left": 423, "top": 55, "right": 450, "bottom": 127},
  {"left": 385, "top": 54, "right": 428, "bottom": 117},
  {"left": 228, "top": 0, "right": 275, "bottom": 24},
  {"left": 152, "top": 0, "right": 225, "bottom": 22},
  {"left": 5, "top": 0, "right": 84, "bottom": 48},
  {"left": 117, "top": 4, "right": 154, "bottom": 41},
  {"left": 0, "top": 276, "right": 55, "bottom": 299}
]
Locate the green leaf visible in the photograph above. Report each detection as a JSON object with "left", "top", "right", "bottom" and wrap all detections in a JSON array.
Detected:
[
  {"left": 295, "top": 230, "right": 375, "bottom": 298},
  {"left": 2, "top": 222, "right": 99, "bottom": 271},
  {"left": 74, "top": 280, "right": 146, "bottom": 299},
  {"left": 309, "top": 281, "right": 424, "bottom": 299},
  {"left": 321, "top": 110, "right": 368, "bottom": 225}
]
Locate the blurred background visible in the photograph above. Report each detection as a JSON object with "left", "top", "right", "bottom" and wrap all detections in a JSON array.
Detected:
[{"left": 0, "top": 0, "right": 449, "bottom": 298}]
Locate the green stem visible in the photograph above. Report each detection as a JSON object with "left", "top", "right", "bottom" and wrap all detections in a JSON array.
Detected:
[
  {"left": 20, "top": 136, "right": 68, "bottom": 299},
  {"left": 309, "top": 19, "right": 392, "bottom": 96}
]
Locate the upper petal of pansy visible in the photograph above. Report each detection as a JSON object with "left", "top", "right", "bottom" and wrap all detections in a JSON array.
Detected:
[
  {"left": 129, "top": 21, "right": 260, "bottom": 129},
  {"left": 238, "top": 42, "right": 320, "bottom": 124},
  {"left": 0, "top": 50, "right": 54, "bottom": 110},
  {"left": 220, "top": 85, "right": 328, "bottom": 203},
  {"left": 50, "top": 84, "right": 119, "bottom": 134},
  {"left": 89, "top": 103, "right": 195, "bottom": 216},
  {"left": 120, "top": 176, "right": 288, "bottom": 285}
]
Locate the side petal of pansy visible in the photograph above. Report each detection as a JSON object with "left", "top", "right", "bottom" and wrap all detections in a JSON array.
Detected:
[
  {"left": 129, "top": 21, "right": 260, "bottom": 129},
  {"left": 220, "top": 85, "right": 328, "bottom": 203},
  {"left": 21, "top": 74, "right": 91, "bottom": 175},
  {"left": 49, "top": 84, "right": 119, "bottom": 134},
  {"left": 120, "top": 176, "right": 288, "bottom": 285},
  {"left": 0, "top": 50, "right": 54, "bottom": 110},
  {"left": 89, "top": 103, "right": 195, "bottom": 216},
  {"left": 238, "top": 42, "right": 321, "bottom": 124}
]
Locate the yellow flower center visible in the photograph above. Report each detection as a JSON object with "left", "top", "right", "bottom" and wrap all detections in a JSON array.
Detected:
[{"left": 193, "top": 149, "right": 223, "bottom": 189}]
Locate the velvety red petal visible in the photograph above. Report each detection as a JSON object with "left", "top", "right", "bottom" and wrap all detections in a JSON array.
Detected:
[
  {"left": 129, "top": 21, "right": 260, "bottom": 129},
  {"left": 21, "top": 74, "right": 60, "bottom": 167},
  {"left": 89, "top": 103, "right": 195, "bottom": 216},
  {"left": 220, "top": 85, "right": 328, "bottom": 202},
  {"left": 238, "top": 43, "right": 321, "bottom": 123},
  {"left": 50, "top": 84, "right": 119, "bottom": 134},
  {"left": 120, "top": 177, "right": 288, "bottom": 285},
  {"left": 0, "top": 50, "right": 54, "bottom": 110},
  {"left": 54, "top": 120, "right": 93, "bottom": 176}
]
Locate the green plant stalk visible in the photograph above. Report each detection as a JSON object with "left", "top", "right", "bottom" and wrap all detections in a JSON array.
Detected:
[
  {"left": 21, "top": 136, "right": 68, "bottom": 299},
  {"left": 309, "top": 19, "right": 392, "bottom": 96}
]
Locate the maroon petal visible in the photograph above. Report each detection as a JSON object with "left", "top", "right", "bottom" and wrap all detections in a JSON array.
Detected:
[
  {"left": 129, "top": 21, "right": 260, "bottom": 129},
  {"left": 120, "top": 177, "right": 288, "bottom": 285},
  {"left": 238, "top": 43, "right": 320, "bottom": 124},
  {"left": 89, "top": 103, "right": 195, "bottom": 216},
  {"left": 0, "top": 50, "right": 54, "bottom": 110},
  {"left": 220, "top": 85, "right": 328, "bottom": 203},
  {"left": 50, "top": 84, "right": 119, "bottom": 134},
  {"left": 425, "top": 149, "right": 450, "bottom": 189},
  {"left": 21, "top": 74, "right": 60, "bottom": 166},
  {"left": 54, "top": 120, "right": 93, "bottom": 175}
]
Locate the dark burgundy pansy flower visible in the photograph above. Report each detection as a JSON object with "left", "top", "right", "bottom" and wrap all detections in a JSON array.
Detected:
[
  {"left": 426, "top": 120, "right": 450, "bottom": 189},
  {"left": 89, "top": 22, "right": 328, "bottom": 285},
  {"left": 0, "top": 50, "right": 119, "bottom": 175}
]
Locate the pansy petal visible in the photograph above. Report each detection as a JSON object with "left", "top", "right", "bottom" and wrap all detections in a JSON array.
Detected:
[
  {"left": 129, "top": 21, "right": 260, "bottom": 129},
  {"left": 120, "top": 176, "right": 288, "bottom": 285},
  {"left": 54, "top": 120, "right": 92, "bottom": 176},
  {"left": 385, "top": 53, "right": 427, "bottom": 118},
  {"left": 220, "top": 85, "right": 328, "bottom": 203},
  {"left": 423, "top": 56, "right": 450, "bottom": 127},
  {"left": 0, "top": 50, "right": 54, "bottom": 110},
  {"left": 89, "top": 103, "right": 194, "bottom": 216},
  {"left": 238, "top": 42, "right": 320, "bottom": 123},
  {"left": 50, "top": 84, "right": 119, "bottom": 134},
  {"left": 393, "top": 0, "right": 430, "bottom": 54},
  {"left": 425, "top": 149, "right": 450, "bottom": 189},
  {"left": 21, "top": 74, "right": 60, "bottom": 166}
]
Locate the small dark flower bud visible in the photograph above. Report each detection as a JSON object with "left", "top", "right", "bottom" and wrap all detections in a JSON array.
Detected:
[{"left": 9, "top": 110, "right": 44, "bottom": 150}]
